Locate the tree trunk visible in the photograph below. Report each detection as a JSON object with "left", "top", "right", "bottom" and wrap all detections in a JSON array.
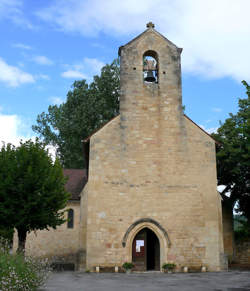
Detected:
[{"left": 17, "top": 228, "right": 27, "bottom": 254}]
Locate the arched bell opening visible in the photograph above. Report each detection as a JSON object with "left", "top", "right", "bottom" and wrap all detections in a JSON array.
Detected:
[
  {"left": 132, "top": 227, "right": 160, "bottom": 271},
  {"left": 143, "top": 50, "right": 158, "bottom": 84}
]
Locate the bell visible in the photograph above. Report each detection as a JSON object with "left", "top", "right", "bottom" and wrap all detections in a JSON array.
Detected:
[{"left": 144, "top": 71, "right": 156, "bottom": 82}]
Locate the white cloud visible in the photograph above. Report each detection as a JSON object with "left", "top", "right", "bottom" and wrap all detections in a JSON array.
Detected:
[
  {"left": 212, "top": 108, "right": 222, "bottom": 113},
  {"left": 32, "top": 55, "right": 53, "bottom": 66},
  {"left": 37, "top": 0, "right": 250, "bottom": 82},
  {"left": 0, "top": 111, "right": 56, "bottom": 160},
  {"left": 0, "top": 0, "right": 34, "bottom": 29},
  {"left": 37, "top": 74, "right": 50, "bottom": 80},
  {"left": 49, "top": 96, "right": 64, "bottom": 105},
  {"left": 61, "top": 70, "right": 86, "bottom": 79},
  {"left": 0, "top": 57, "right": 35, "bottom": 87},
  {"left": 62, "top": 57, "right": 105, "bottom": 80},
  {"left": 199, "top": 124, "right": 218, "bottom": 134},
  {"left": 83, "top": 58, "right": 105, "bottom": 74},
  {"left": 0, "top": 112, "right": 34, "bottom": 146},
  {"left": 12, "top": 42, "right": 32, "bottom": 50}
]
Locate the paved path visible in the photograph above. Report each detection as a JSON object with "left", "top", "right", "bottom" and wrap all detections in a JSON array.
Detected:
[{"left": 40, "top": 271, "right": 250, "bottom": 291}]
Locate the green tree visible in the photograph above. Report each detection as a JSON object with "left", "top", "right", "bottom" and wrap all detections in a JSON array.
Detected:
[
  {"left": 0, "top": 139, "right": 70, "bottom": 252},
  {"left": 32, "top": 59, "right": 120, "bottom": 168},
  {"left": 212, "top": 81, "right": 250, "bottom": 224}
]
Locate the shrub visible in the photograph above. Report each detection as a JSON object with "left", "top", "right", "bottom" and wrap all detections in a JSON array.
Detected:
[
  {"left": 122, "top": 262, "right": 134, "bottom": 270},
  {"left": 0, "top": 238, "right": 51, "bottom": 291},
  {"left": 162, "top": 262, "right": 176, "bottom": 271}
]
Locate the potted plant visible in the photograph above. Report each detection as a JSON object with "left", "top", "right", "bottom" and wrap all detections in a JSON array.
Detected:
[
  {"left": 122, "top": 262, "right": 134, "bottom": 274},
  {"left": 162, "top": 262, "right": 176, "bottom": 273}
]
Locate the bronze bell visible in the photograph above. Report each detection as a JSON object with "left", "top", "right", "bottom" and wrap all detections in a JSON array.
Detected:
[{"left": 144, "top": 71, "right": 156, "bottom": 82}]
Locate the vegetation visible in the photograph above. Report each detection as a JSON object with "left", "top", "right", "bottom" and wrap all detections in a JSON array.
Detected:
[
  {"left": 212, "top": 80, "right": 250, "bottom": 226},
  {"left": 122, "top": 262, "right": 134, "bottom": 270},
  {"left": 0, "top": 228, "right": 14, "bottom": 244},
  {"left": 32, "top": 59, "right": 120, "bottom": 168},
  {"left": 0, "top": 238, "right": 50, "bottom": 290},
  {"left": 0, "top": 139, "right": 70, "bottom": 252},
  {"left": 162, "top": 262, "right": 176, "bottom": 271},
  {"left": 234, "top": 215, "right": 250, "bottom": 241}
]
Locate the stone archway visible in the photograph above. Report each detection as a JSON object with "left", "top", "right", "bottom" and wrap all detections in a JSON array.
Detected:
[
  {"left": 122, "top": 218, "right": 170, "bottom": 271},
  {"left": 132, "top": 227, "right": 160, "bottom": 271}
]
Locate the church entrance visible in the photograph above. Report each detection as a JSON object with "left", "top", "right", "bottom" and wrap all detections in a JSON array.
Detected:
[{"left": 132, "top": 228, "right": 160, "bottom": 271}]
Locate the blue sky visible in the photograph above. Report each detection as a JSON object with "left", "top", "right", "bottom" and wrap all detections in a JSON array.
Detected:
[{"left": 0, "top": 0, "right": 249, "bottom": 145}]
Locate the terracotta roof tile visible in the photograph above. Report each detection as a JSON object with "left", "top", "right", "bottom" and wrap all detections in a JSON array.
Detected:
[{"left": 63, "top": 169, "right": 87, "bottom": 200}]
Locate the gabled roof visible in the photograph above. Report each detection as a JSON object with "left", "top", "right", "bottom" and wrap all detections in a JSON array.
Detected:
[
  {"left": 83, "top": 114, "right": 219, "bottom": 144},
  {"left": 83, "top": 115, "right": 119, "bottom": 142},
  {"left": 63, "top": 169, "right": 87, "bottom": 200},
  {"left": 184, "top": 114, "right": 220, "bottom": 144},
  {"left": 118, "top": 22, "right": 182, "bottom": 56}
]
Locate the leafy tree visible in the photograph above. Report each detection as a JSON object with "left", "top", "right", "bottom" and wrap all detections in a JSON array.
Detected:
[
  {"left": 32, "top": 59, "right": 120, "bottom": 168},
  {"left": 212, "top": 81, "right": 250, "bottom": 225},
  {"left": 0, "top": 227, "right": 14, "bottom": 243},
  {"left": 0, "top": 139, "right": 70, "bottom": 252}
]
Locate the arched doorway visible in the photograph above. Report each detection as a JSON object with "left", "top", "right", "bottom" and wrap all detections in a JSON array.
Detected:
[{"left": 132, "top": 228, "right": 160, "bottom": 271}]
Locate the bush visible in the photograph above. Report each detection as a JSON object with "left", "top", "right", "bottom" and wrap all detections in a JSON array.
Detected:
[
  {"left": 162, "top": 262, "right": 176, "bottom": 271},
  {"left": 122, "top": 262, "right": 134, "bottom": 270},
  {"left": 0, "top": 238, "right": 51, "bottom": 291},
  {"left": 0, "top": 229, "right": 14, "bottom": 243}
]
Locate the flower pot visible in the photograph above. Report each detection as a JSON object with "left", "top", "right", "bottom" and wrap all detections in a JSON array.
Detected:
[
  {"left": 126, "top": 269, "right": 132, "bottom": 274},
  {"left": 183, "top": 266, "right": 188, "bottom": 273}
]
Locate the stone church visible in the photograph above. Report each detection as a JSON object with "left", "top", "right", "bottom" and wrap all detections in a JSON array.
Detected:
[{"left": 14, "top": 23, "right": 230, "bottom": 272}]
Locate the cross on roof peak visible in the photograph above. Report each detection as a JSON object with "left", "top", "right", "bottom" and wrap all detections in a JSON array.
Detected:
[{"left": 146, "top": 22, "right": 155, "bottom": 29}]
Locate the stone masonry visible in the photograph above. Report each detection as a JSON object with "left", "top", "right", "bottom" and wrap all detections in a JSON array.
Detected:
[{"left": 83, "top": 23, "right": 225, "bottom": 271}]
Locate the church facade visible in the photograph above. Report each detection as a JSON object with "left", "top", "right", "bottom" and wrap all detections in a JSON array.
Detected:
[{"left": 14, "top": 23, "right": 228, "bottom": 272}]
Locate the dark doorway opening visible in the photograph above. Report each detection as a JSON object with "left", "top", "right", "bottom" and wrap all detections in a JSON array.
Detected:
[
  {"left": 147, "top": 228, "right": 160, "bottom": 270},
  {"left": 132, "top": 228, "right": 160, "bottom": 271}
]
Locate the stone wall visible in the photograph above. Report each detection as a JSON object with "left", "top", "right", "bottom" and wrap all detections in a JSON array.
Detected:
[
  {"left": 13, "top": 201, "right": 81, "bottom": 267},
  {"left": 222, "top": 203, "right": 234, "bottom": 257},
  {"left": 232, "top": 239, "right": 250, "bottom": 268},
  {"left": 84, "top": 26, "right": 224, "bottom": 271}
]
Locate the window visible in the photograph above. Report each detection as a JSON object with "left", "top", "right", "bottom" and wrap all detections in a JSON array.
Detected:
[
  {"left": 143, "top": 50, "right": 158, "bottom": 83},
  {"left": 67, "top": 209, "right": 74, "bottom": 229}
]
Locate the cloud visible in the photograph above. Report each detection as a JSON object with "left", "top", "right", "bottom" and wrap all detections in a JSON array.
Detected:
[
  {"left": 61, "top": 70, "right": 86, "bottom": 79},
  {"left": 62, "top": 57, "right": 105, "bottom": 80},
  {"left": 0, "top": 0, "right": 34, "bottom": 29},
  {"left": 83, "top": 58, "right": 105, "bottom": 74},
  {"left": 199, "top": 124, "right": 218, "bottom": 134},
  {"left": 37, "top": 0, "right": 250, "bottom": 82},
  {"left": 32, "top": 55, "right": 53, "bottom": 66},
  {"left": 212, "top": 107, "right": 222, "bottom": 113},
  {"left": 12, "top": 42, "right": 32, "bottom": 50},
  {"left": 0, "top": 112, "right": 34, "bottom": 146},
  {"left": 0, "top": 57, "right": 35, "bottom": 87},
  {"left": 0, "top": 111, "right": 56, "bottom": 159},
  {"left": 37, "top": 74, "right": 50, "bottom": 80},
  {"left": 49, "top": 96, "right": 64, "bottom": 105}
]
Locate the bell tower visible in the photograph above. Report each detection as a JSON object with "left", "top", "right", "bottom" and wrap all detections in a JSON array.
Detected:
[{"left": 118, "top": 22, "right": 184, "bottom": 154}]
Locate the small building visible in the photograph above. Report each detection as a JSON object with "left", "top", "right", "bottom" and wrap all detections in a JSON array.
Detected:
[{"left": 15, "top": 23, "right": 228, "bottom": 272}]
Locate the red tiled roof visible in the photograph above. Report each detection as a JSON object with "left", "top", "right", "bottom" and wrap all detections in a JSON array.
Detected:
[{"left": 63, "top": 169, "right": 87, "bottom": 200}]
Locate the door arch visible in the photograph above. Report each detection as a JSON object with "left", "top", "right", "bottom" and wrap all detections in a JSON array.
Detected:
[
  {"left": 132, "top": 227, "right": 160, "bottom": 271},
  {"left": 123, "top": 219, "right": 170, "bottom": 271}
]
